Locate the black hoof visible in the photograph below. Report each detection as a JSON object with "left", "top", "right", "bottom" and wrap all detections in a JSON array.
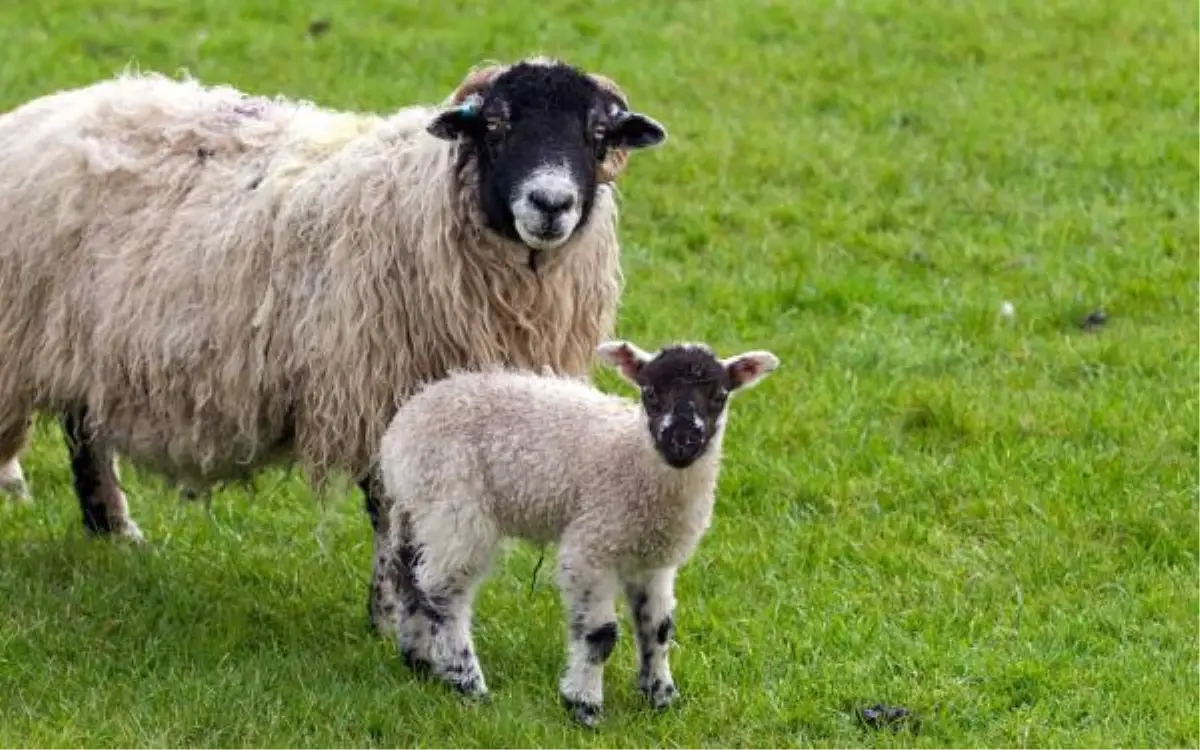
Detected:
[
  {"left": 401, "top": 648, "right": 433, "bottom": 677},
  {"left": 450, "top": 676, "right": 488, "bottom": 699},
  {"left": 561, "top": 695, "right": 601, "bottom": 728},
  {"left": 641, "top": 678, "right": 679, "bottom": 710}
]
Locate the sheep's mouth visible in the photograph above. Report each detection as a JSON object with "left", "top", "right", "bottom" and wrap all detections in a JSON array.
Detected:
[
  {"left": 509, "top": 165, "right": 583, "bottom": 252},
  {"left": 513, "top": 216, "right": 575, "bottom": 252}
]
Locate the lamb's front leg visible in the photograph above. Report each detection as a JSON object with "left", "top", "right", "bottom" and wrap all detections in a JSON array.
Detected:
[
  {"left": 557, "top": 555, "right": 620, "bottom": 728},
  {"left": 624, "top": 567, "right": 679, "bottom": 709}
]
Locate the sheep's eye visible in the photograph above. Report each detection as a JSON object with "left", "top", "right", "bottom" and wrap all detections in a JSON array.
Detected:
[
  {"left": 642, "top": 387, "right": 659, "bottom": 406},
  {"left": 485, "top": 118, "right": 507, "bottom": 135}
]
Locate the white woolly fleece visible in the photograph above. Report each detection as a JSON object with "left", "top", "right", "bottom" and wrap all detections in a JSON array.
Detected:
[{"left": 0, "top": 69, "right": 623, "bottom": 491}]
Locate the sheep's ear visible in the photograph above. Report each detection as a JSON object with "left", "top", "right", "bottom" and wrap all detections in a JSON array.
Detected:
[
  {"left": 428, "top": 95, "right": 482, "bottom": 141},
  {"left": 608, "top": 112, "right": 667, "bottom": 151},
  {"left": 722, "top": 351, "right": 780, "bottom": 391},
  {"left": 595, "top": 340, "right": 653, "bottom": 384}
]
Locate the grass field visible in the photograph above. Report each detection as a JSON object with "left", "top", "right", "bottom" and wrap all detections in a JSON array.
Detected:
[{"left": 0, "top": 0, "right": 1197, "bottom": 747}]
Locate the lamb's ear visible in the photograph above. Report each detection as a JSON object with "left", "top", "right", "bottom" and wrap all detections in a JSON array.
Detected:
[
  {"left": 427, "top": 95, "right": 482, "bottom": 141},
  {"left": 595, "top": 340, "right": 653, "bottom": 384},
  {"left": 722, "top": 351, "right": 780, "bottom": 391}
]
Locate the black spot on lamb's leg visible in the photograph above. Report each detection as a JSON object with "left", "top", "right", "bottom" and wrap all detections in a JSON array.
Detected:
[
  {"left": 656, "top": 615, "right": 676, "bottom": 646},
  {"left": 624, "top": 568, "right": 680, "bottom": 710},
  {"left": 390, "top": 537, "right": 490, "bottom": 697},
  {"left": 60, "top": 409, "right": 143, "bottom": 543},
  {"left": 585, "top": 622, "right": 618, "bottom": 665},
  {"left": 389, "top": 538, "right": 432, "bottom": 671}
]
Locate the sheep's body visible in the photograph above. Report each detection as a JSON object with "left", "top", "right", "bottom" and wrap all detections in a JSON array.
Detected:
[
  {"left": 0, "top": 59, "right": 666, "bottom": 629},
  {"left": 377, "top": 367, "right": 725, "bottom": 724},
  {"left": 0, "top": 72, "right": 618, "bottom": 490}
]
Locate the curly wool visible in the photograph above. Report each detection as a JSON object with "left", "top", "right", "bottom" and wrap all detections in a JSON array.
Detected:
[{"left": 0, "top": 70, "right": 622, "bottom": 490}]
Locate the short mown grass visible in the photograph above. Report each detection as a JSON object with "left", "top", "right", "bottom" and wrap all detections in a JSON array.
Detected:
[{"left": 0, "top": 0, "right": 1196, "bottom": 747}]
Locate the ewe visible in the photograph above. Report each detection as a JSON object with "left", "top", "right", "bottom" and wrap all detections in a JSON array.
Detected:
[{"left": 0, "top": 57, "right": 666, "bottom": 632}]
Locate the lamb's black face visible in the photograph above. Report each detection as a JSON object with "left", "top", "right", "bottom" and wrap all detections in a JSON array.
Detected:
[
  {"left": 596, "top": 340, "right": 780, "bottom": 471},
  {"left": 635, "top": 347, "right": 732, "bottom": 469},
  {"left": 427, "top": 61, "right": 667, "bottom": 260}
]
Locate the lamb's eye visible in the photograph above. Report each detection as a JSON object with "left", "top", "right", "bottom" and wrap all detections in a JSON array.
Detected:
[
  {"left": 485, "top": 118, "right": 507, "bottom": 136},
  {"left": 642, "top": 387, "right": 659, "bottom": 406}
]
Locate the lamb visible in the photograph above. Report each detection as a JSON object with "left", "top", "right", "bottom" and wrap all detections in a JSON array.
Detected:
[
  {"left": 0, "top": 57, "right": 667, "bottom": 632},
  {"left": 377, "top": 339, "right": 780, "bottom": 726}
]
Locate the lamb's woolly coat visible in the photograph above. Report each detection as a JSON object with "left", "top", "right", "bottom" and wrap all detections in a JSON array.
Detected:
[
  {"left": 0, "top": 73, "right": 622, "bottom": 488},
  {"left": 379, "top": 368, "right": 723, "bottom": 573}
]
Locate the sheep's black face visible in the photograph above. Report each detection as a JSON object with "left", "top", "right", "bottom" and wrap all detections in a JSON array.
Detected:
[
  {"left": 596, "top": 341, "right": 781, "bottom": 470},
  {"left": 427, "top": 61, "right": 666, "bottom": 261}
]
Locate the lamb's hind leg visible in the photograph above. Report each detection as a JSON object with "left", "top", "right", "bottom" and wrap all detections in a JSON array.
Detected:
[
  {"left": 391, "top": 507, "right": 494, "bottom": 697},
  {"left": 0, "top": 415, "right": 31, "bottom": 502},
  {"left": 61, "top": 408, "right": 142, "bottom": 542}
]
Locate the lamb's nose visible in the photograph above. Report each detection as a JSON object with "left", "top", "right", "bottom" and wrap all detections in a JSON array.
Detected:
[
  {"left": 528, "top": 188, "right": 576, "bottom": 215},
  {"left": 671, "top": 429, "right": 704, "bottom": 450}
]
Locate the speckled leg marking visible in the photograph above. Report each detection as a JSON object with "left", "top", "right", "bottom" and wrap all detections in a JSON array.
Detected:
[
  {"left": 389, "top": 516, "right": 491, "bottom": 697},
  {"left": 557, "top": 556, "right": 620, "bottom": 728},
  {"left": 61, "top": 409, "right": 142, "bottom": 542},
  {"left": 625, "top": 567, "right": 679, "bottom": 709}
]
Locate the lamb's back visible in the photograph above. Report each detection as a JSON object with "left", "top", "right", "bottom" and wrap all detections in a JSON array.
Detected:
[{"left": 383, "top": 370, "right": 638, "bottom": 541}]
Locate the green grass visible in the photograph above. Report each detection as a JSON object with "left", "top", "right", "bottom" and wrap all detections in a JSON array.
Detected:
[{"left": 0, "top": 0, "right": 1197, "bottom": 746}]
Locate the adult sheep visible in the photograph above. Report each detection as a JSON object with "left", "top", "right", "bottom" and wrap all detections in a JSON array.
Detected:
[{"left": 0, "top": 56, "right": 667, "bottom": 631}]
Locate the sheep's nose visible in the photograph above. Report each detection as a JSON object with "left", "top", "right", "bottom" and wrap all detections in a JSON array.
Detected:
[{"left": 528, "top": 188, "right": 576, "bottom": 215}]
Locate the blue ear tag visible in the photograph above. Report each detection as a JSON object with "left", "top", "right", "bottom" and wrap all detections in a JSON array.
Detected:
[{"left": 456, "top": 94, "right": 483, "bottom": 117}]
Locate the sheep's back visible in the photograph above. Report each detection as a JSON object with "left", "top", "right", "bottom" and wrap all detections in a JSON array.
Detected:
[{"left": 0, "top": 74, "right": 326, "bottom": 480}]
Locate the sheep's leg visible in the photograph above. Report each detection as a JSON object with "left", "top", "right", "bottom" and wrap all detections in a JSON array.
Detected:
[
  {"left": 0, "top": 415, "right": 31, "bottom": 502},
  {"left": 393, "top": 509, "right": 494, "bottom": 697},
  {"left": 362, "top": 473, "right": 397, "bottom": 637},
  {"left": 624, "top": 567, "right": 679, "bottom": 709},
  {"left": 60, "top": 409, "right": 143, "bottom": 542},
  {"left": 557, "top": 555, "right": 620, "bottom": 728}
]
